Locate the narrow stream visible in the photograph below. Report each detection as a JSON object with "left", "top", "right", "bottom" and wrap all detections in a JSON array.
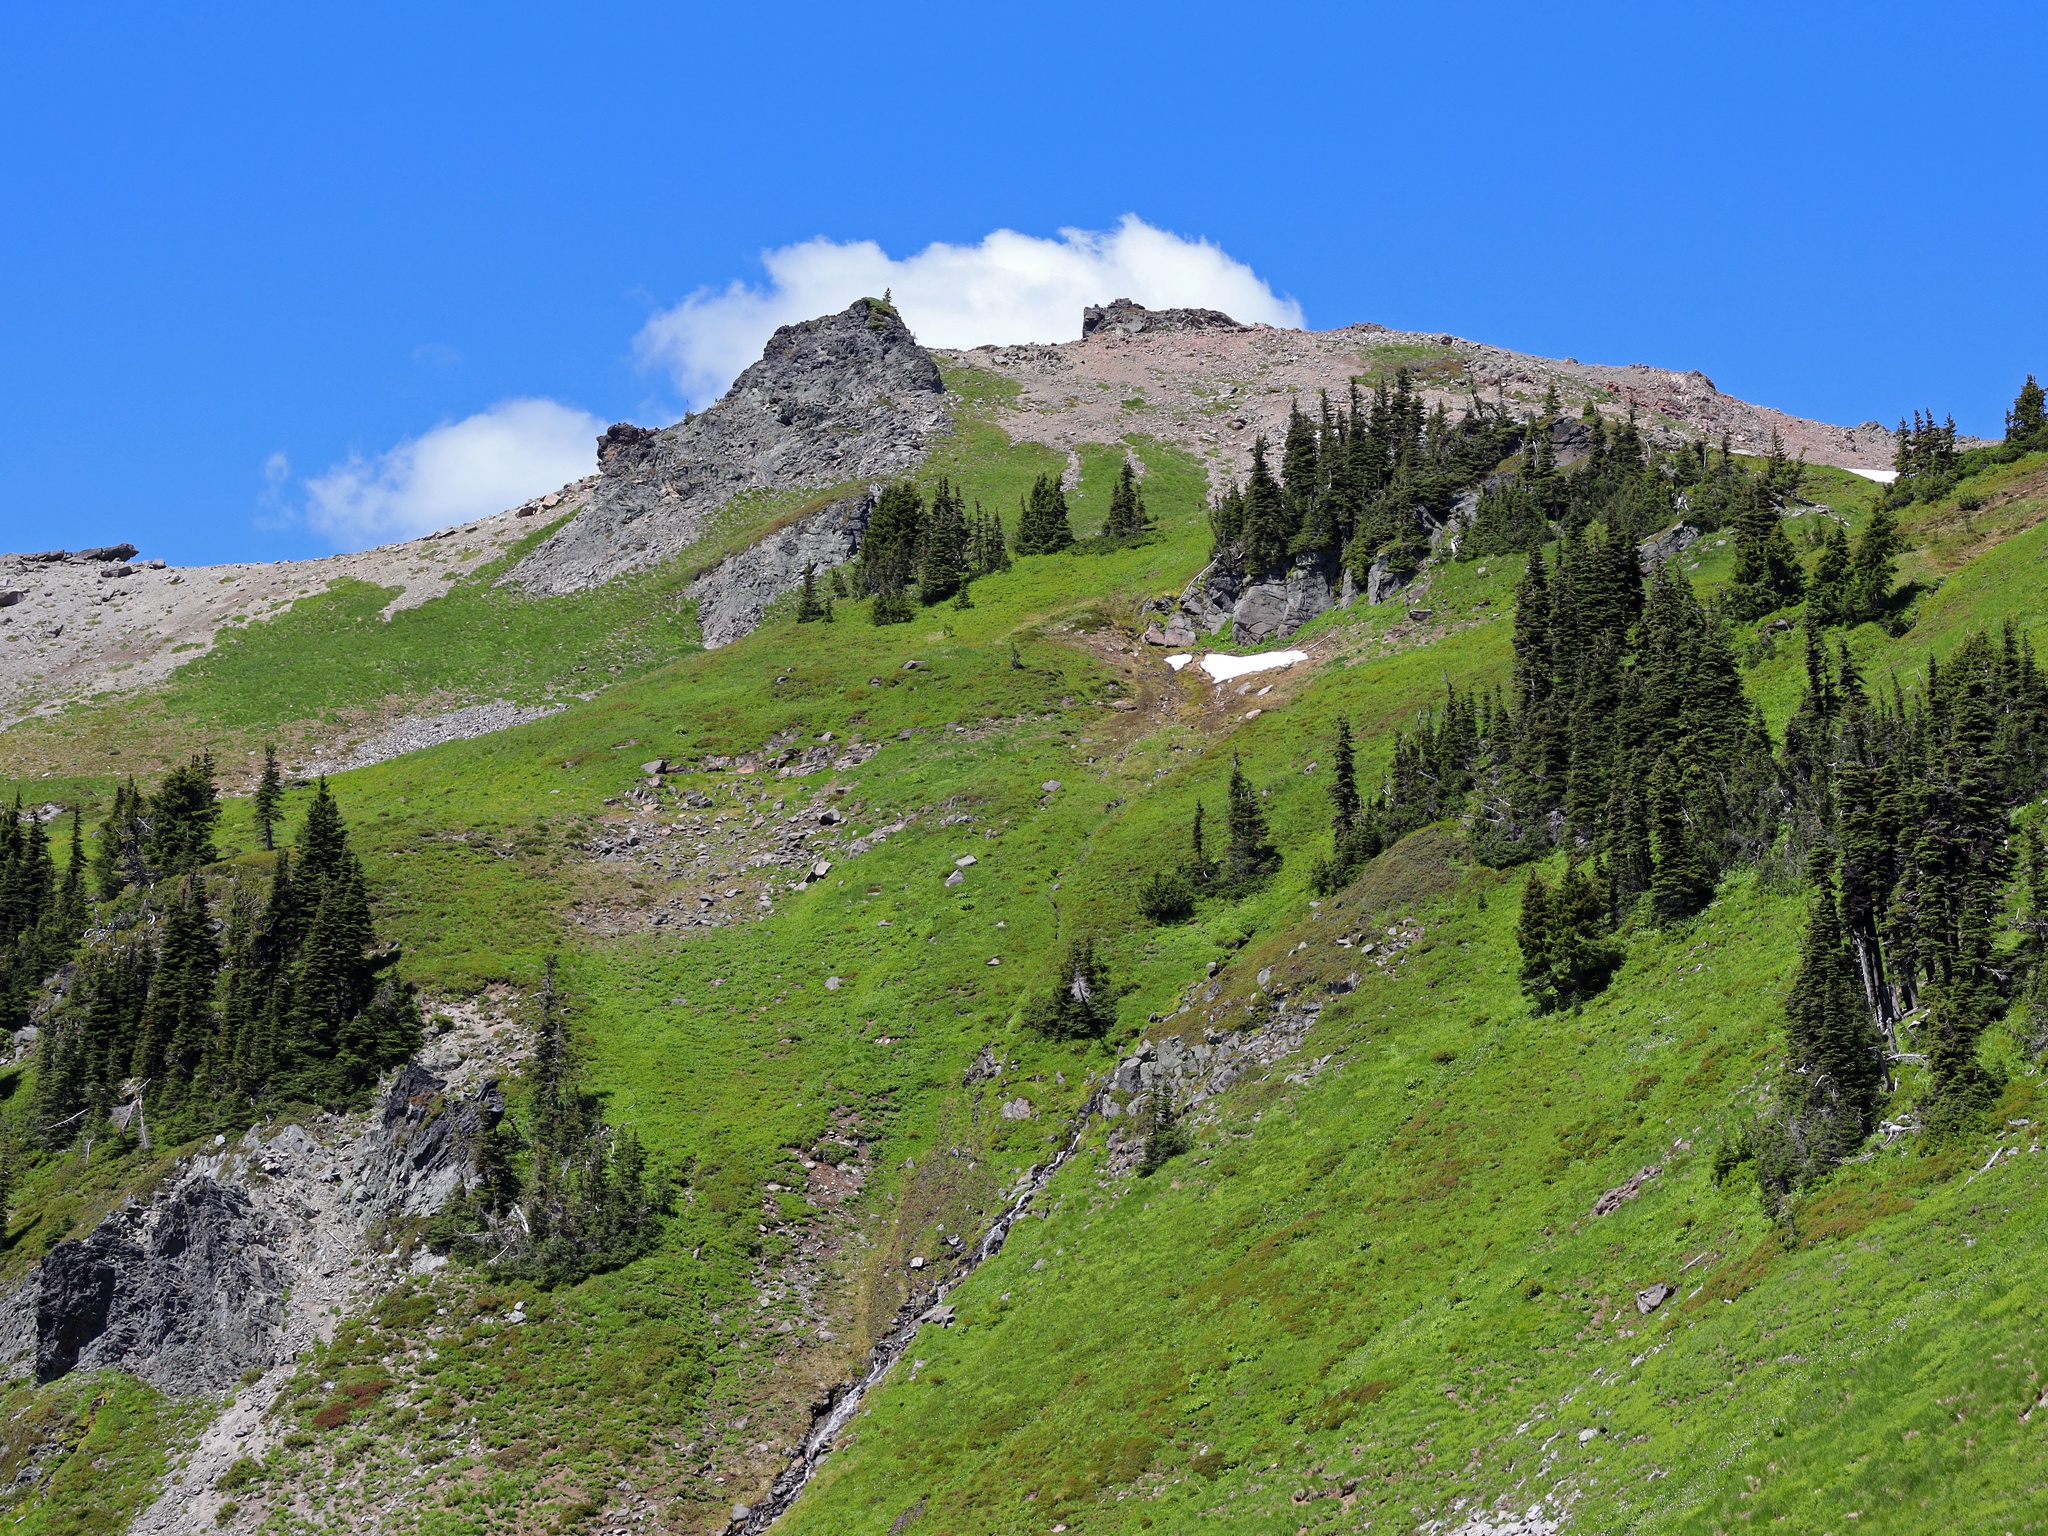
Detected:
[{"left": 735, "top": 1087, "right": 1103, "bottom": 1532}]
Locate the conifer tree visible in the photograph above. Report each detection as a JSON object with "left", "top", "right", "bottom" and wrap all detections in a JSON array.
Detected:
[
  {"left": 918, "top": 478, "right": 967, "bottom": 602},
  {"left": 1845, "top": 505, "right": 1902, "bottom": 625},
  {"left": 1782, "top": 856, "right": 1887, "bottom": 1161},
  {"left": 1805, "top": 522, "right": 1852, "bottom": 628},
  {"left": 296, "top": 779, "right": 348, "bottom": 893},
  {"left": 1208, "top": 483, "right": 1245, "bottom": 556},
  {"left": 1647, "top": 756, "right": 1713, "bottom": 925},
  {"left": 1102, "top": 459, "right": 1150, "bottom": 539},
  {"left": 58, "top": 810, "right": 88, "bottom": 933},
  {"left": 252, "top": 745, "right": 284, "bottom": 852},
  {"left": 1722, "top": 478, "right": 1806, "bottom": 620},
  {"left": 1223, "top": 758, "right": 1278, "bottom": 889},
  {"left": 1309, "top": 718, "right": 1381, "bottom": 895},
  {"left": 965, "top": 502, "right": 1011, "bottom": 577},
  {"left": 1014, "top": 473, "right": 1074, "bottom": 555},
  {"left": 2009, "top": 374, "right": 2047, "bottom": 445},
  {"left": 1517, "top": 870, "right": 1554, "bottom": 1011},
  {"left": 1240, "top": 438, "right": 1291, "bottom": 577},
  {"left": 1023, "top": 936, "right": 1116, "bottom": 1040},
  {"left": 135, "top": 875, "right": 220, "bottom": 1096},
  {"left": 1923, "top": 874, "right": 2003, "bottom": 1134},
  {"left": 92, "top": 780, "right": 143, "bottom": 899},
  {"left": 794, "top": 564, "right": 833, "bottom": 623}
]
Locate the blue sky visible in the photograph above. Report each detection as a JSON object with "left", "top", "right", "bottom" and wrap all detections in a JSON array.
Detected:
[{"left": 1, "top": 1, "right": 2041, "bottom": 564}]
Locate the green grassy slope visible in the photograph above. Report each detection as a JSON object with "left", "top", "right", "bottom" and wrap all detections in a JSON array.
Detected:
[{"left": 1, "top": 410, "right": 2046, "bottom": 1535}]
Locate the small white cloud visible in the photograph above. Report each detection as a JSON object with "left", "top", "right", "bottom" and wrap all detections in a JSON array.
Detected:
[
  {"left": 636, "top": 215, "right": 1303, "bottom": 409},
  {"left": 302, "top": 398, "right": 601, "bottom": 550}
]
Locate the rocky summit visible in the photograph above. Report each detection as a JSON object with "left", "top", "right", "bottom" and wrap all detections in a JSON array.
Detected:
[
  {"left": 509, "top": 297, "right": 950, "bottom": 596},
  {"left": 2, "top": 297, "right": 2046, "bottom": 1536}
]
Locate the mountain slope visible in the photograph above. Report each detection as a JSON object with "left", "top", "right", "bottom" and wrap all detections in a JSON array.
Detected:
[{"left": 0, "top": 308, "right": 2045, "bottom": 1536}]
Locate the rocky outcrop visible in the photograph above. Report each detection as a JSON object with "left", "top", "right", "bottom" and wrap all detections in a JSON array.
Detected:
[
  {"left": 1179, "top": 550, "right": 1349, "bottom": 644},
  {"left": 5, "top": 1063, "right": 496, "bottom": 1395},
  {"left": 1638, "top": 520, "right": 1702, "bottom": 571},
  {"left": 1081, "top": 298, "right": 1247, "bottom": 339},
  {"left": 34, "top": 1179, "right": 285, "bottom": 1391},
  {"left": 686, "top": 492, "right": 873, "bottom": 649},
  {"left": 509, "top": 299, "right": 949, "bottom": 596}
]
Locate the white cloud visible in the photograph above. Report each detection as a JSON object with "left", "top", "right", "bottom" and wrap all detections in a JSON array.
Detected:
[
  {"left": 302, "top": 398, "right": 601, "bottom": 550},
  {"left": 635, "top": 215, "right": 1303, "bottom": 409}
]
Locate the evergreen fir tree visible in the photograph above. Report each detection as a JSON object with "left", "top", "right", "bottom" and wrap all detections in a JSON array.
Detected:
[
  {"left": 137, "top": 875, "right": 220, "bottom": 1099},
  {"left": 1208, "top": 483, "right": 1245, "bottom": 556},
  {"left": 1923, "top": 875, "right": 2003, "bottom": 1135},
  {"left": 252, "top": 745, "right": 284, "bottom": 852},
  {"left": 1240, "top": 438, "right": 1291, "bottom": 577},
  {"left": 1102, "top": 459, "right": 1150, "bottom": 539},
  {"left": 1782, "top": 856, "right": 1887, "bottom": 1163},
  {"left": 1722, "top": 478, "right": 1806, "bottom": 620},
  {"left": 794, "top": 564, "right": 832, "bottom": 623},
  {"left": 2008, "top": 374, "right": 2047, "bottom": 444},
  {"left": 1014, "top": 473, "right": 1074, "bottom": 555},
  {"left": 1845, "top": 504, "right": 1902, "bottom": 625},
  {"left": 58, "top": 810, "right": 88, "bottom": 933},
  {"left": 917, "top": 478, "right": 967, "bottom": 602},
  {"left": 1223, "top": 758, "right": 1278, "bottom": 889},
  {"left": 296, "top": 778, "right": 349, "bottom": 894},
  {"left": 1647, "top": 756, "right": 1713, "bottom": 925},
  {"left": 1805, "top": 522, "right": 1852, "bottom": 628},
  {"left": 1022, "top": 936, "right": 1116, "bottom": 1040}
]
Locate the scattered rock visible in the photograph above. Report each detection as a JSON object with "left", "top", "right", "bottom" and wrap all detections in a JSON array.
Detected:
[
  {"left": 1636, "top": 1282, "right": 1675, "bottom": 1314},
  {"left": 999, "top": 1098, "right": 1035, "bottom": 1121},
  {"left": 1592, "top": 1165, "right": 1663, "bottom": 1216}
]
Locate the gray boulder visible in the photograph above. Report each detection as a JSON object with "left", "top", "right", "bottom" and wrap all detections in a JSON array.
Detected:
[{"left": 510, "top": 299, "right": 948, "bottom": 595}]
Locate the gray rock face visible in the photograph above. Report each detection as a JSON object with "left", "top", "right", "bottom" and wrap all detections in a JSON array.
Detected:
[
  {"left": 11, "top": 1063, "right": 492, "bottom": 1395},
  {"left": 1081, "top": 298, "right": 1246, "bottom": 339},
  {"left": 1179, "top": 549, "right": 1346, "bottom": 644},
  {"left": 509, "top": 300, "right": 948, "bottom": 596},
  {"left": 1638, "top": 520, "right": 1702, "bottom": 571},
  {"left": 1365, "top": 552, "right": 1416, "bottom": 606},
  {"left": 36, "top": 1179, "right": 284, "bottom": 1391},
  {"left": 686, "top": 492, "right": 872, "bottom": 649}
]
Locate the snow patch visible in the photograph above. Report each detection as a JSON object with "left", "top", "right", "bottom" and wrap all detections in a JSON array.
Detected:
[{"left": 1198, "top": 649, "right": 1308, "bottom": 683}]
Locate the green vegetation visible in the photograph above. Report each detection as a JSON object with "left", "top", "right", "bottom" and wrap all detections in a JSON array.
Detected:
[
  {"left": 2, "top": 365, "right": 2048, "bottom": 1535},
  {"left": 0, "top": 1372, "right": 199, "bottom": 1536}
]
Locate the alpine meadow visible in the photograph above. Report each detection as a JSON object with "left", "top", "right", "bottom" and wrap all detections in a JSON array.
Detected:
[{"left": 5, "top": 295, "right": 2048, "bottom": 1536}]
